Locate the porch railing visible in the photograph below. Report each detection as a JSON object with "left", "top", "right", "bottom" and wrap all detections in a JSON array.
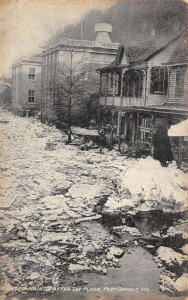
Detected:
[{"left": 99, "top": 96, "right": 145, "bottom": 107}]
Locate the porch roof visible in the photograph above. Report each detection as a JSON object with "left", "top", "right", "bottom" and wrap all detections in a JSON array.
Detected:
[
  {"left": 134, "top": 103, "right": 188, "bottom": 116},
  {"left": 96, "top": 62, "right": 147, "bottom": 72}
]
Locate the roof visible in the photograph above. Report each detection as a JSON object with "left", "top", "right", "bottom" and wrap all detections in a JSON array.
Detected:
[
  {"left": 96, "top": 44, "right": 147, "bottom": 71},
  {"left": 168, "top": 31, "right": 188, "bottom": 65},
  {"left": 133, "top": 32, "right": 183, "bottom": 62},
  {"left": 12, "top": 56, "right": 42, "bottom": 68},
  {"left": 126, "top": 44, "right": 150, "bottom": 63},
  {"left": 97, "top": 31, "right": 183, "bottom": 72},
  {"left": 41, "top": 38, "right": 119, "bottom": 55}
]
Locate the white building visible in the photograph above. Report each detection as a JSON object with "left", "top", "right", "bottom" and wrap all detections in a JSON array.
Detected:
[
  {"left": 40, "top": 23, "right": 119, "bottom": 124},
  {"left": 12, "top": 56, "right": 42, "bottom": 116}
]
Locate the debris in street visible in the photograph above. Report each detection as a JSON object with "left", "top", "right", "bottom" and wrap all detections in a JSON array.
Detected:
[
  {"left": 0, "top": 111, "right": 187, "bottom": 298},
  {"left": 106, "top": 246, "right": 124, "bottom": 258},
  {"left": 74, "top": 214, "right": 102, "bottom": 224},
  {"left": 154, "top": 246, "right": 188, "bottom": 268}
]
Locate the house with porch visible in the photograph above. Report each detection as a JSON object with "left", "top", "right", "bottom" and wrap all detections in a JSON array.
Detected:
[{"left": 97, "top": 31, "right": 188, "bottom": 167}]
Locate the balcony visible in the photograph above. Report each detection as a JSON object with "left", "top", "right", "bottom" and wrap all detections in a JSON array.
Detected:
[{"left": 99, "top": 96, "right": 145, "bottom": 108}]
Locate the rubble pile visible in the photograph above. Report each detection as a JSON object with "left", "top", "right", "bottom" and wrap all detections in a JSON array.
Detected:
[
  {"left": 0, "top": 111, "right": 187, "bottom": 297},
  {"left": 101, "top": 157, "right": 188, "bottom": 296},
  {"left": 0, "top": 112, "right": 125, "bottom": 295},
  {"left": 154, "top": 246, "right": 188, "bottom": 295},
  {"left": 104, "top": 156, "right": 188, "bottom": 213}
]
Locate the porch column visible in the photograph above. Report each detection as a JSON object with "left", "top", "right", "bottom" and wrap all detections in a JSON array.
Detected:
[
  {"left": 120, "top": 71, "right": 124, "bottom": 99},
  {"left": 99, "top": 71, "right": 102, "bottom": 95},
  {"left": 142, "top": 67, "right": 148, "bottom": 107},
  {"left": 150, "top": 113, "right": 155, "bottom": 156},
  {"left": 124, "top": 113, "right": 128, "bottom": 139},
  {"left": 120, "top": 68, "right": 128, "bottom": 107},
  {"left": 97, "top": 106, "right": 101, "bottom": 130},
  {"left": 112, "top": 72, "right": 116, "bottom": 107},
  {"left": 105, "top": 73, "right": 109, "bottom": 107},
  {"left": 131, "top": 113, "right": 136, "bottom": 143},
  {"left": 167, "top": 67, "right": 171, "bottom": 103},
  {"left": 110, "top": 110, "right": 115, "bottom": 149},
  {"left": 135, "top": 112, "right": 140, "bottom": 140},
  {"left": 117, "top": 111, "right": 122, "bottom": 136}
]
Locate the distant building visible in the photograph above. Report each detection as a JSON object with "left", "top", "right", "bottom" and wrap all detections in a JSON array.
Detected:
[
  {"left": 97, "top": 30, "right": 188, "bottom": 168},
  {"left": 12, "top": 56, "right": 42, "bottom": 116},
  {"left": 40, "top": 23, "right": 119, "bottom": 125}
]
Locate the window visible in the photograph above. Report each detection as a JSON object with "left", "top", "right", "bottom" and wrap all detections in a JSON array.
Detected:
[
  {"left": 109, "top": 73, "right": 120, "bottom": 89},
  {"left": 114, "top": 74, "right": 120, "bottom": 88},
  {"left": 100, "top": 72, "right": 120, "bottom": 96},
  {"left": 28, "top": 90, "right": 35, "bottom": 102},
  {"left": 138, "top": 116, "right": 152, "bottom": 143},
  {"left": 150, "top": 67, "right": 168, "bottom": 94},
  {"left": 175, "top": 69, "right": 185, "bottom": 97},
  {"left": 123, "top": 70, "right": 143, "bottom": 98},
  {"left": 29, "top": 67, "right": 36, "bottom": 80}
]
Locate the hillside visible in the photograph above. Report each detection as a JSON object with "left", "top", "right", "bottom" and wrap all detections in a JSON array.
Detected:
[{"left": 47, "top": 0, "right": 187, "bottom": 46}]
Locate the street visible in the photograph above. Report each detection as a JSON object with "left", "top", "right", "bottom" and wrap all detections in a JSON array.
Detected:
[{"left": 0, "top": 110, "right": 187, "bottom": 299}]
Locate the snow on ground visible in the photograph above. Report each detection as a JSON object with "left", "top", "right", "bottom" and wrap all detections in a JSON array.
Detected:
[
  {"left": 104, "top": 156, "right": 188, "bottom": 212},
  {"left": 0, "top": 109, "right": 187, "bottom": 297},
  {"left": 0, "top": 110, "right": 125, "bottom": 294}
]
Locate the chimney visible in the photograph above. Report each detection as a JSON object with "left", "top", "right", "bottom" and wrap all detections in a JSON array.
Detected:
[{"left": 94, "top": 23, "right": 112, "bottom": 43}]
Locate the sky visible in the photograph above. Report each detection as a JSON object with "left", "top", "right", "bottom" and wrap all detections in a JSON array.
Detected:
[{"left": 0, "top": 0, "right": 116, "bottom": 76}]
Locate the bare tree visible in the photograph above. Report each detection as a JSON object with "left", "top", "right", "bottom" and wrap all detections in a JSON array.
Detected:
[{"left": 42, "top": 48, "right": 99, "bottom": 143}]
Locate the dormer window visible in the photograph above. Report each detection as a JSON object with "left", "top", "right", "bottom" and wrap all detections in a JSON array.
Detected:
[
  {"left": 29, "top": 67, "right": 36, "bottom": 80},
  {"left": 150, "top": 67, "right": 168, "bottom": 94}
]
